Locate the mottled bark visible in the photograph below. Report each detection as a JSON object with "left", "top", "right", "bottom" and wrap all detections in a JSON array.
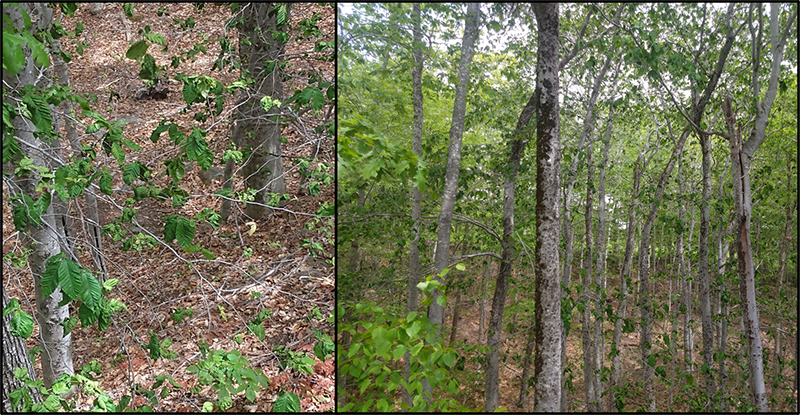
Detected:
[
  {"left": 4, "top": 3, "right": 75, "bottom": 388},
  {"left": 531, "top": 3, "right": 561, "bottom": 411},
  {"left": 227, "top": 3, "right": 290, "bottom": 221},
  {"left": 2, "top": 289, "right": 43, "bottom": 412}
]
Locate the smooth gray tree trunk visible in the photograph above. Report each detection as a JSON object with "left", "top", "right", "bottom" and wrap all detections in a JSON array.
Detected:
[
  {"left": 425, "top": 2, "right": 479, "bottom": 405},
  {"left": 4, "top": 2, "right": 75, "bottom": 389},
  {"left": 403, "top": 3, "right": 424, "bottom": 409},
  {"left": 721, "top": 4, "right": 794, "bottom": 409}
]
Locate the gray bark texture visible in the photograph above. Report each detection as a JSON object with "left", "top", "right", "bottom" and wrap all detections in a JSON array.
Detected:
[
  {"left": 609, "top": 152, "right": 644, "bottom": 411},
  {"left": 721, "top": 4, "right": 795, "bottom": 410},
  {"left": 424, "top": 2, "right": 479, "bottom": 404},
  {"left": 2, "top": 289, "right": 43, "bottom": 412},
  {"left": 531, "top": 3, "right": 561, "bottom": 411},
  {"left": 3, "top": 2, "right": 75, "bottom": 388},
  {"left": 582, "top": 139, "right": 596, "bottom": 411},
  {"left": 403, "top": 3, "right": 424, "bottom": 409},
  {"left": 224, "top": 3, "right": 289, "bottom": 222}
]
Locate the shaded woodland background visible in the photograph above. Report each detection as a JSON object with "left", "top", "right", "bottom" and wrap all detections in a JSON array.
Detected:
[{"left": 337, "top": 2, "right": 797, "bottom": 412}]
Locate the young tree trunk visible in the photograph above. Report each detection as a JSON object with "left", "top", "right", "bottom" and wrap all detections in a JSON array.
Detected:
[
  {"left": 559, "top": 36, "right": 617, "bottom": 412},
  {"left": 698, "top": 128, "right": 715, "bottom": 400},
  {"left": 675, "top": 159, "right": 693, "bottom": 372},
  {"left": 4, "top": 2, "right": 75, "bottom": 388},
  {"left": 531, "top": 4, "right": 561, "bottom": 411},
  {"left": 426, "top": 2, "right": 479, "bottom": 404},
  {"left": 479, "top": 262, "right": 491, "bottom": 349},
  {"left": 637, "top": 125, "right": 691, "bottom": 412},
  {"left": 403, "top": 4, "right": 424, "bottom": 408},
  {"left": 773, "top": 164, "right": 794, "bottom": 388},
  {"left": 582, "top": 138, "right": 596, "bottom": 411},
  {"left": 720, "top": 5, "right": 794, "bottom": 409},
  {"left": 517, "top": 321, "right": 536, "bottom": 410},
  {"left": 715, "top": 208, "right": 734, "bottom": 412},
  {"left": 592, "top": 110, "right": 614, "bottom": 409},
  {"left": 723, "top": 96, "right": 767, "bottom": 411},
  {"left": 608, "top": 152, "right": 644, "bottom": 412},
  {"left": 448, "top": 290, "right": 462, "bottom": 347},
  {"left": 50, "top": 31, "right": 108, "bottom": 282}
]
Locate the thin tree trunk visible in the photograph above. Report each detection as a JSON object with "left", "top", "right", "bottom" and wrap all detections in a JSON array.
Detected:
[
  {"left": 582, "top": 138, "right": 596, "bottom": 411},
  {"left": 559, "top": 31, "right": 617, "bottom": 412},
  {"left": 698, "top": 128, "right": 715, "bottom": 401},
  {"left": 608, "top": 152, "right": 643, "bottom": 412},
  {"left": 723, "top": 95, "right": 768, "bottom": 411},
  {"left": 593, "top": 110, "right": 614, "bottom": 410},
  {"left": 518, "top": 321, "right": 536, "bottom": 410},
  {"left": 426, "top": 3, "right": 479, "bottom": 404},
  {"left": 449, "top": 290, "right": 462, "bottom": 347},
  {"left": 720, "top": 6, "right": 794, "bottom": 409},
  {"left": 479, "top": 262, "right": 491, "bottom": 349},
  {"left": 50, "top": 31, "right": 108, "bottom": 281},
  {"left": 773, "top": 164, "right": 794, "bottom": 389},
  {"left": 403, "top": 3, "right": 424, "bottom": 409}
]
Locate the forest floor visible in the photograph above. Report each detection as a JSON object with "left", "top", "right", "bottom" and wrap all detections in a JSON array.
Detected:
[
  {"left": 2, "top": 3, "right": 334, "bottom": 412},
  {"left": 445, "top": 262, "right": 798, "bottom": 412}
]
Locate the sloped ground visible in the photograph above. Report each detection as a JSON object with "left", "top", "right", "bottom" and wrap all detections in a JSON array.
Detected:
[
  {"left": 445, "top": 264, "right": 797, "bottom": 412},
  {"left": 2, "top": 3, "right": 334, "bottom": 411}
]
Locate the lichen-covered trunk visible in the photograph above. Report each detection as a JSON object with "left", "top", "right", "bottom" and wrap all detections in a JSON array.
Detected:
[
  {"left": 233, "top": 3, "right": 290, "bottom": 220},
  {"left": 531, "top": 4, "right": 561, "bottom": 411},
  {"left": 2, "top": 289, "right": 43, "bottom": 411},
  {"left": 4, "top": 3, "right": 75, "bottom": 388}
]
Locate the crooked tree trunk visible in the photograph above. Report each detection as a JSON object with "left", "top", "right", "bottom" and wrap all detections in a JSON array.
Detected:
[{"left": 720, "top": 4, "right": 794, "bottom": 409}]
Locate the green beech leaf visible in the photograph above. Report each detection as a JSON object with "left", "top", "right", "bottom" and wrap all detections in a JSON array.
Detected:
[{"left": 126, "top": 40, "right": 149, "bottom": 60}]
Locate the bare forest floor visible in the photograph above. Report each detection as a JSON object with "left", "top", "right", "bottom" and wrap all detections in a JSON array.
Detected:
[
  {"left": 444, "top": 261, "right": 798, "bottom": 412},
  {"left": 3, "top": 3, "right": 334, "bottom": 412}
]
